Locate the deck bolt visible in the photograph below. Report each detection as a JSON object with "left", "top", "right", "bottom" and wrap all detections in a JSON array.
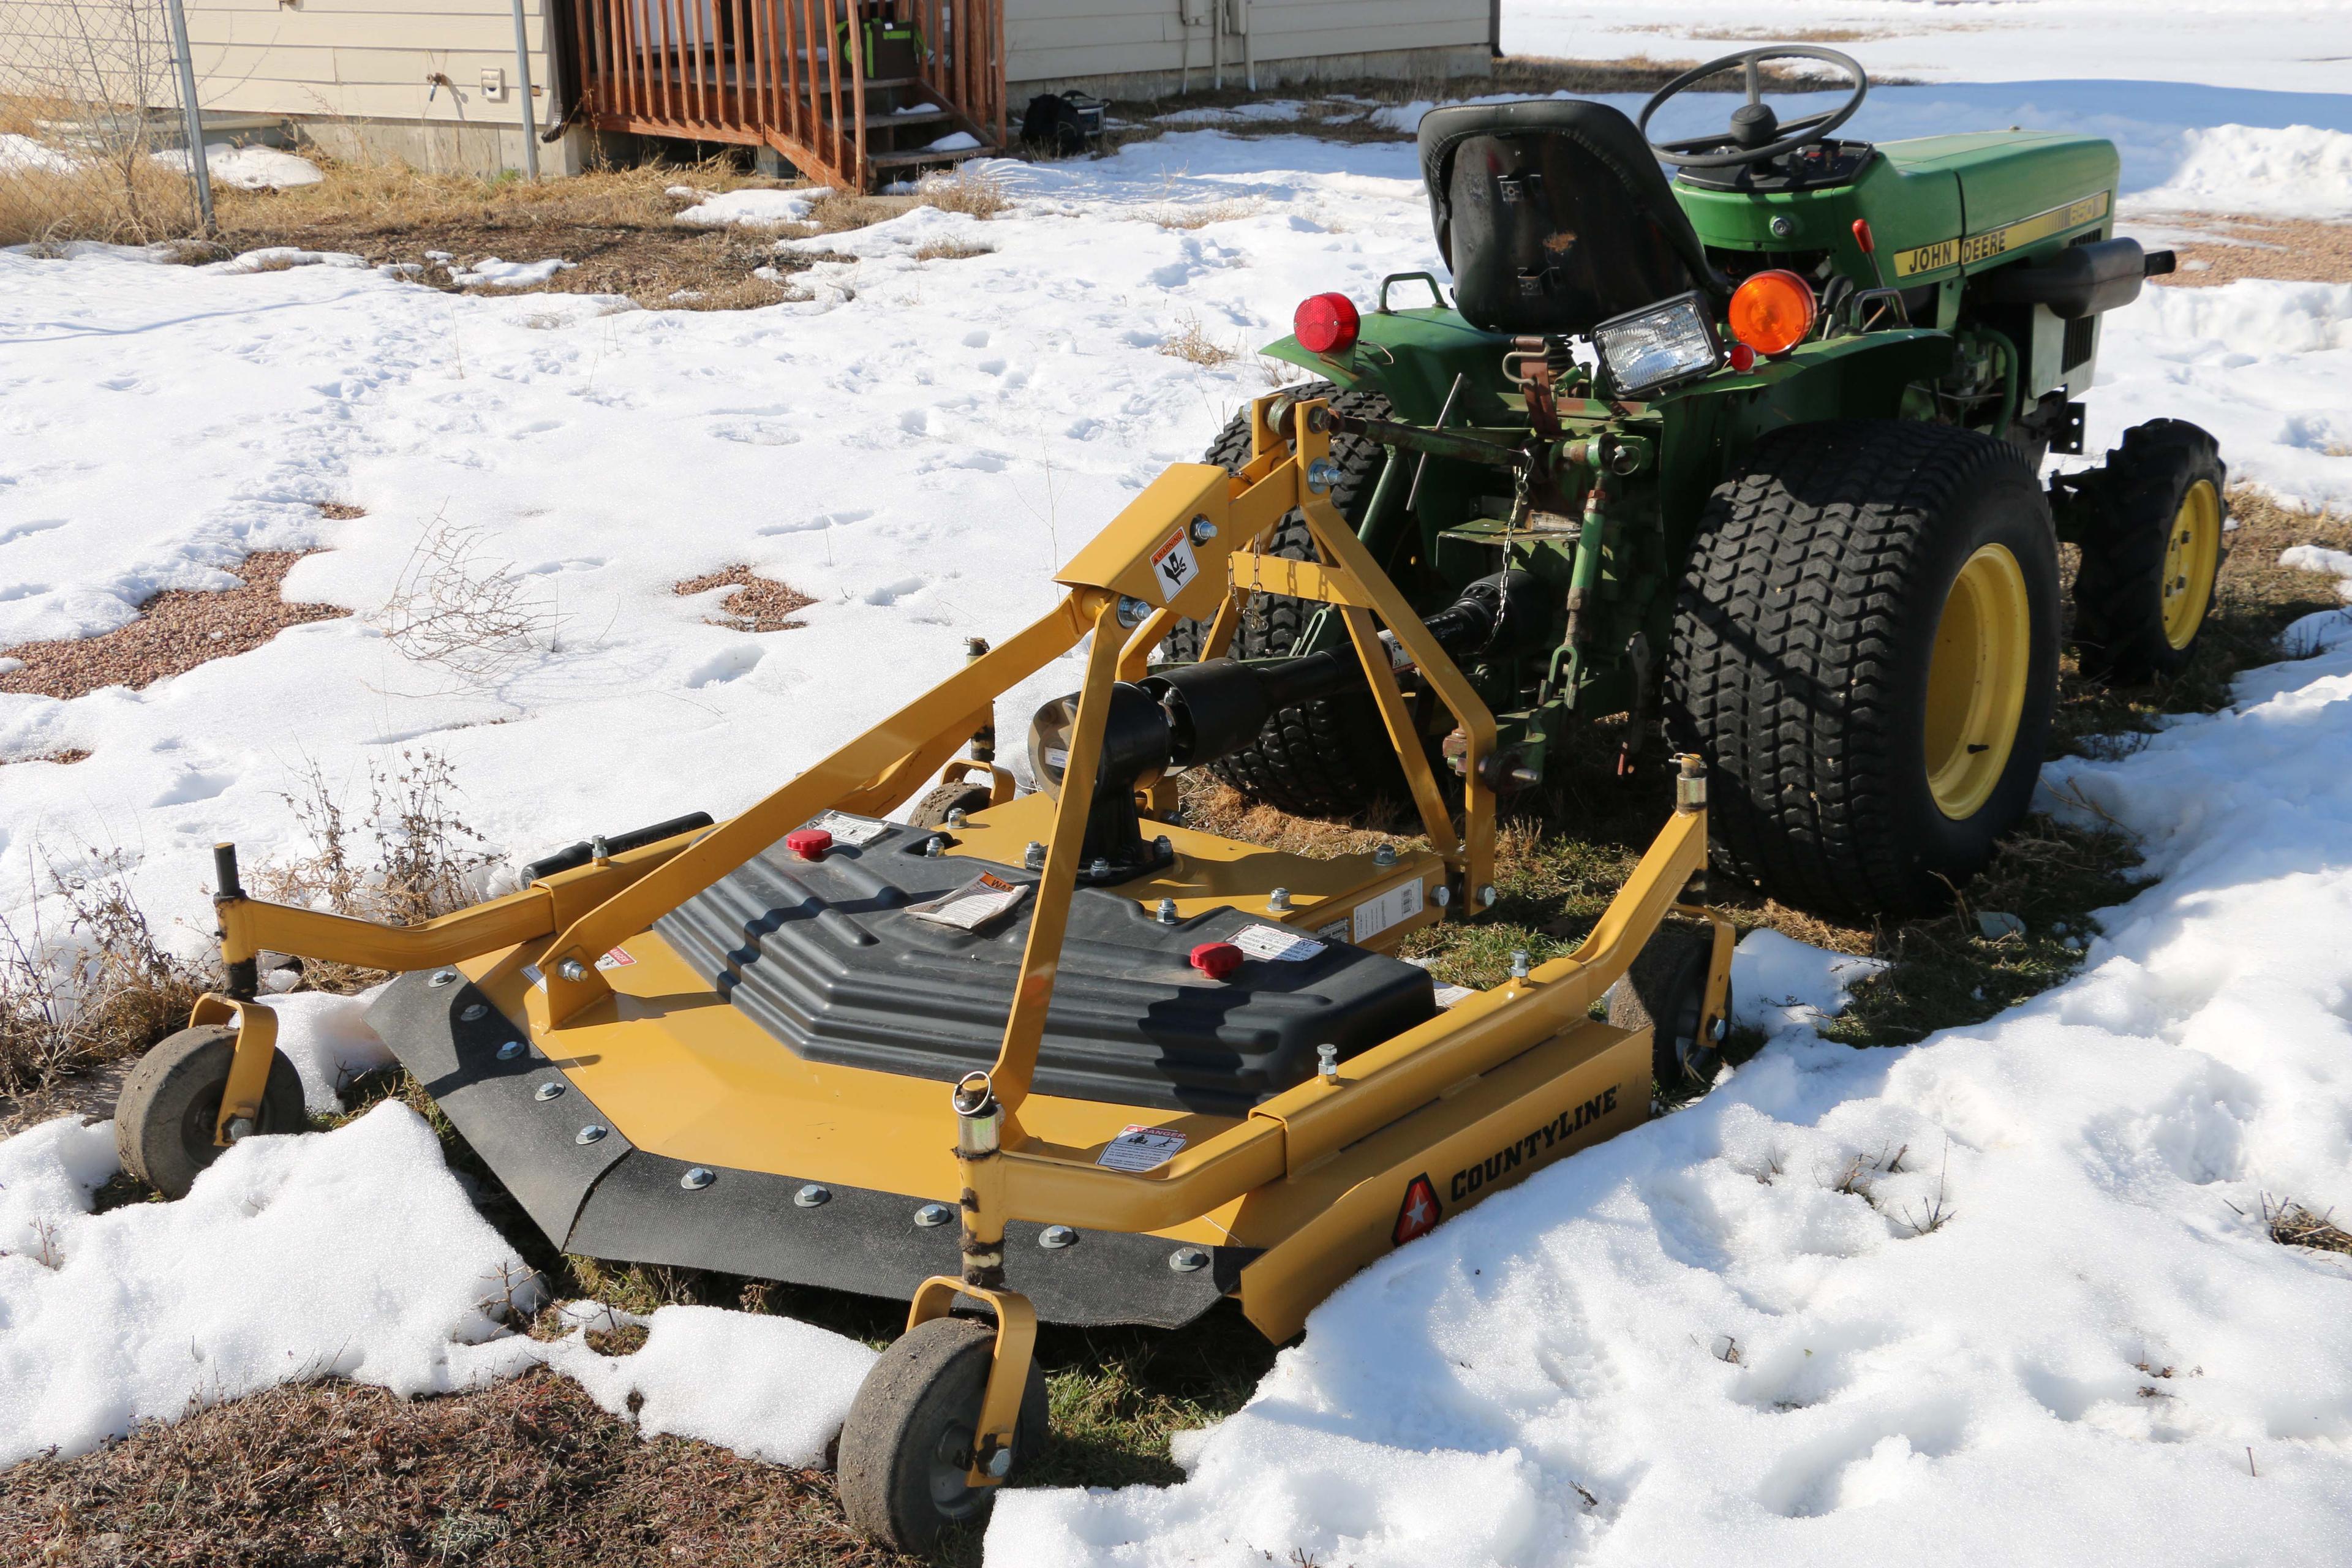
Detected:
[
  {"left": 428, "top": 968, "right": 458, "bottom": 987},
  {"left": 1317, "top": 1044, "right": 1339, "bottom": 1081},
  {"left": 1115, "top": 595, "right": 1152, "bottom": 628},
  {"left": 576, "top": 1124, "right": 608, "bottom": 1145},
  {"left": 680, "top": 1166, "right": 715, "bottom": 1190},
  {"left": 1039, "top": 1224, "right": 1079, "bottom": 1250},
  {"left": 1189, "top": 514, "right": 1218, "bottom": 545},
  {"left": 1712, "top": 1017, "right": 1730, "bottom": 1041},
  {"left": 1770, "top": 214, "right": 1796, "bottom": 239},
  {"left": 1090, "top": 857, "right": 1111, "bottom": 879},
  {"left": 591, "top": 834, "right": 611, "bottom": 865},
  {"left": 1373, "top": 845, "right": 1396, "bottom": 867},
  {"left": 1268, "top": 886, "right": 1292, "bottom": 912},
  {"left": 794, "top": 1183, "right": 831, "bottom": 1208},
  {"left": 1156, "top": 896, "right": 1179, "bottom": 924},
  {"left": 557, "top": 958, "right": 587, "bottom": 982},
  {"left": 1167, "top": 1245, "right": 1211, "bottom": 1273},
  {"left": 1024, "top": 841, "right": 1046, "bottom": 870},
  {"left": 496, "top": 1040, "right": 525, "bottom": 1061},
  {"left": 1155, "top": 835, "right": 1174, "bottom": 856},
  {"left": 1510, "top": 950, "right": 1530, "bottom": 979},
  {"left": 1431, "top": 884, "right": 1452, "bottom": 908},
  {"left": 225, "top": 1116, "right": 255, "bottom": 1142},
  {"left": 534, "top": 1080, "right": 566, "bottom": 1101},
  {"left": 1305, "top": 458, "right": 1341, "bottom": 494},
  {"left": 946, "top": 807, "right": 968, "bottom": 827},
  {"left": 986, "top": 1447, "right": 1014, "bottom": 1479},
  {"left": 924, "top": 835, "right": 947, "bottom": 858},
  {"left": 459, "top": 1002, "right": 488, "bottom": 1022},
  {"left": 1478, "top": 884, "right": 1498, "bottom": 908},
  {"left": 914, "top": 1202, "right": 954, "bottom": 1227}
]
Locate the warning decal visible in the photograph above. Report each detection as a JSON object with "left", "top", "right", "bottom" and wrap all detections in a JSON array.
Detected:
[
  {"left": 1147, "top": 529, "right": 1200, "bottom": 603},
  {"left": 1098, "top": 1125, "right": 1188, "bottom": 1172}
]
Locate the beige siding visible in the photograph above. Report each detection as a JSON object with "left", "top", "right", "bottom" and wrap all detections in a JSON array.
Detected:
[{"left": 1005, "top": 0, "right": 1485, "bottom": 86}]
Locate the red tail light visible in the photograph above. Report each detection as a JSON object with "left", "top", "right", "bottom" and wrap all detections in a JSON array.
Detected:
[{"left": 1294, "top": 293, "right": 1360, "bottom": 356}]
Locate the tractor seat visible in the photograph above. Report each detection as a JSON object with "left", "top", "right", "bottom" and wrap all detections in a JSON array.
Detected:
[{"left": 1419, "top": 99, "right": 1727, "bottom": 337}]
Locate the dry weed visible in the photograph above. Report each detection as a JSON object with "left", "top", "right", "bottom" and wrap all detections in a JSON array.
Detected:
[
  {"left": 910, "top": 164, "right": 1009, "bottom": 217},
  {"left": 1141, "top": 196, "right": 1261, "bottom": 230},
  {"left": 0, "top": 850, "right": 208, "bottom": 1098},
  {"left": 2254, "top": 1194, "right": 2352, "bottom": 1255},
  {"left": 911, "top": 236, "right": 994, "bottom": 262},
  {"left": 376, "top": 516, "right": 561, "bottom": 689},
  {"left": 1161, "top": 312, "right": 1241, "bottom": 367},
  {"left": 257, "top": 748, "right": 497, "bottom": 948}
]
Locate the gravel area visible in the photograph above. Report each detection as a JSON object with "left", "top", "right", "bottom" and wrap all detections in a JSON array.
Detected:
[
  {"left": 0, "top": 551, "right": 350, "bottom": 701},
  {"left": 2145, "top": 214, "right": 2352, "bottom": 286},
  {"left": 673, "top": 566, "right": 815, "bottom": 633}
]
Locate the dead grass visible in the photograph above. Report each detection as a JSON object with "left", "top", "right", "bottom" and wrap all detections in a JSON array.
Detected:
[
  {"left": 1140, "top": 196, "right": 1262, "bottom": 230},
  {"left": 2258, "top": 1195, "right": 2352, "bottom": 1256},
  {"left": 314, "top": 500, "right": 368, "bottom": 521},
  {"left": 0, "top": 747, "right": 90, "bottom": 767},
  {"left": 2143, "top": 214, "right": 2352, "bottom": 287},
  {"left": 1159, "top": 312, "right": 1242, "bottom": 367},
  {"left": 0, "top": 850, "right": 209, "bottom": 1104},
  {"left": 0, "top": 551, "right": 348, "bottom": 701},
  {"left": 909, "top": 236, "right": 995, "bottom": 262},
  {"left": 0, "top": 88, "right": 203, "bottom": 247},
  {"left": 673, "top": 565, "right": 815, "bottom": 632}
]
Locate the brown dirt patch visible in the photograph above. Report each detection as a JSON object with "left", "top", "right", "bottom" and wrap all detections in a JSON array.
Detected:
[
  {"left": 0, "top": 747, "right": 89, "bottom": 766},
  {"left": 315, "top": 501, "right": 368, "bottom": 521},
  {"left": 674, "top": 566, "right": 813, "bottom": 633},
  {"left": 2143, "top": 214, "right": 2352, "bottom": 286},
  {"left": 0, "top": 551, "right": 350, "bottom": 701},
  {"left": 0, "top": 1371, "right": 915, "bottom": 1568}
]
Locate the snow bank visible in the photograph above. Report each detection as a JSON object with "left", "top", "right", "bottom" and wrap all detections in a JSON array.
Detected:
[
  {"left": 0, "top": 133, "right": 77, "bottom": 175},
  {"left": 1730, "top": 929, "right": 1888, "bottom": 1042},
  {"left": 0, "top": 1102, "right": 540, "bottom": 1465},
  {"left": 673, "top": 187, "right": 831, "bottom": 228},
  {"left": 153, "top": 145, "right": 324, "bottom": 192},
  {"left": 993, "top": 630, "right": 2352, "bottom": 1561},
  {"left": 0, "top": 1100, "right": 878, "bottom": 1469},
  {"left": 2123, "top": 123, "right": 2352, "bottom": 220},
  {"left": 263, "top": 986, "right": 396, "bottom": 1111},
  {"left": 447, "top": 255, "right": 576, "bottom": 288},
  {"left": 219, "top": 246, "right": 366, "bottom": 273}
]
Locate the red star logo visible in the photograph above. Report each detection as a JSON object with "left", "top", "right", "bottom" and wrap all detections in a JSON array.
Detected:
[{"left": 1392, "top": 1173, "right": 1442, "bottom": 1246}]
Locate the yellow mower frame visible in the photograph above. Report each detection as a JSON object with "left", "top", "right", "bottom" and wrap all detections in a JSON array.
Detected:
[{"left": 186, "top": 394, "right": 1732, "bottom": 1498}]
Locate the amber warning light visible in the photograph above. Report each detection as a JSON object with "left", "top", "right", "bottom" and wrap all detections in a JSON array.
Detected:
[
  {"left": 1727, "top": 270, "right": 1819, "bottom": 358},
  {"left": 1294, "top": 293, "right": 1360, "bottom": 355}
]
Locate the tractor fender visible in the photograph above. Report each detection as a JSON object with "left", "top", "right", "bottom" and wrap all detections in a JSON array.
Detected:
[
  {"left": 1258, "top": 302, "right": 1517, "bottom": 426},
  {"left": 1715, "top": 329, "right": 1958, "bottom": 450}
]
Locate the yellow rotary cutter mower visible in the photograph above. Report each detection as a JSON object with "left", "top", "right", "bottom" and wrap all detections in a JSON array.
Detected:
[{"left": 115, "top": 394, "right": 1734, "bottom": 1553}]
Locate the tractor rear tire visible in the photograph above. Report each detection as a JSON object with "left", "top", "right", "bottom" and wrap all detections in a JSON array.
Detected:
[
  {"left": 115, "top": 1023, "right": 308, "bottom": 1199},
  {"left": 2070, "top": 420, "right": 2228, "bottom": 684},
  {"left": 1607, "top": 924, "right": 1725, "bottom": 1088},
  {"left": 837, "top": 1315, "right": 1051, "bottom": 1556},
  {"left": 1161, "top": 382, "right": 1407, "bottom": 818},
  {"left": 1667, "top": 420, "right": 2060, "bottom": 918}
]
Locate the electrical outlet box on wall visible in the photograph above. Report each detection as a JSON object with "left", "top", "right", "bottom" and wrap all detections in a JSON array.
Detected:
[
  {"left": 1222, "top": 0, "right": 1248, "bottom": 31},
  {"left": 480, "top": 67, "right": 507, "bottom": 100},
  {"left": 1178, "top": 0, "right": 1208, "bottom": 26}
]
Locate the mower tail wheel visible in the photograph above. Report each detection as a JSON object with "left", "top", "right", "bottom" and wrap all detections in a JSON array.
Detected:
[
  {"left": 837, "top": 1315, "right": 1050, "bottom": 1556},
  {"left": 910, "top": 779, "right": 996, "bottom": 829},
  {"left": 115, "top": 1023, "right": 307, "bottom": 1199},
  {"left": 1608, "top": 925, "right": 1725, "bottom": 1088},
  {"left": 2070, "top": 420, "right": 2228, "bottom": 684}
]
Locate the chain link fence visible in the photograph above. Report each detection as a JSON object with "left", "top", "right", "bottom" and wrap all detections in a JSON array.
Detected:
[{"left": 0, "top": 0, "right": 213, "bottom": 245}]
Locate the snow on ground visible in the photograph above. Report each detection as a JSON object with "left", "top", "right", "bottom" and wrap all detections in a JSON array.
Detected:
[
  {"left": 671, "top": 186, "right": 831, "bottom": 228},
  {"left": 444, "top": 255, "right": 578, "bottom": 289},
  {"left": 150, "top": 145, "right": 325, "bottom": 192},
  {"left": 1502, "top": 1, "right": 2352, "bottom": 96},
  {"left": 1731, "top": 930, "right": 1889, "bottom": 1042},
  {"left": 4, "top": 43, "right": 2352, "bottom": 1559},
  {"left": 0, "top": 1100, "right": 878, "bottom": 1469}
]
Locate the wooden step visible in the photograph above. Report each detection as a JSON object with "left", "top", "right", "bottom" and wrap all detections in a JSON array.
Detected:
[{"left": 868, "top": 142, "right": 996, "bottom": 170}]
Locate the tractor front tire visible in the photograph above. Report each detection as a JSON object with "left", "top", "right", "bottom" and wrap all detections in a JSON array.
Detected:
[
  {"left": 115, "top": 1024, "right": 307, "bottom": 1199},
  {"left": 2070, "top": 420, "right": 2228, "bottom": 684},
  {"left": 837, "top": 1316, "right": 1051, "bottom": 1556},
  {"left": 1161, "top": 382, "right": 1407, "bottom": 817},
  {"left": 1667, "top": 420, "right": 2061, "bottom": 918}
]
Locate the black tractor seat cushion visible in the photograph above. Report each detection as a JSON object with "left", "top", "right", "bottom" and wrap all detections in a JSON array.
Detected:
[{"left": 1419, "top": 98, "right": 1727, "bottom": 337}]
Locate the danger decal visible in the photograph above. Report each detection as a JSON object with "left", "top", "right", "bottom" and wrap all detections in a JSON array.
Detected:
[
  {"left": 1392, "top": 1172, "right": 1443, "bottom": 1246},
  {"left": 1447, "top": 1086, "right": 1621, "bottom": 1204},
  {"left": 1148, "top": 529, "right": 1200, "bottom": 603}
]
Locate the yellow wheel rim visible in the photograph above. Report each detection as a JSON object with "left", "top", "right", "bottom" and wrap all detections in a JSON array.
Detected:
[
  {"left": 2161, "top": 478, "right": 2222, "bottom": 650},
  {"left": 1923, "top": 543, "right": 2032, "bottom": 820}
]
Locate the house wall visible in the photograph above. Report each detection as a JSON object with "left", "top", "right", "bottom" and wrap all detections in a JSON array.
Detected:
[
  {"left": 0, "top": 0, "right": 582, "bottom": 175},
  {"left": 1005, "top": 0, "right": 1492, "bottom": 97}
]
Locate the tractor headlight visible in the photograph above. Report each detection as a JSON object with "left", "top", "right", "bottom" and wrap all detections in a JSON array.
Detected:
[{"left": 1592, "top": 292, "right": 1722, "bottom": 398}]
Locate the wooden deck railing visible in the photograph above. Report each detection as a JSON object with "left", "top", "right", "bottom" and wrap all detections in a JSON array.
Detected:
[{"left": 568, "top": 0, "right": 1004, "bottom": 192}]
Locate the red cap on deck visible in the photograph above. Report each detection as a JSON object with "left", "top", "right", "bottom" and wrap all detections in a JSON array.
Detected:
[
  {"left": 785, "top": 827, "right": 833, "bottom": 861},
  {"left": 1189, "top": 941, "right": 1245, "bottom": 981}
]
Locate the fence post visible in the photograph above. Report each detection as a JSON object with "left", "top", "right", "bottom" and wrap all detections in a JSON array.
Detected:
[
  {"left": 510, "top": 0, "right": 543, "bottom": 178},
  {"left": 162, "top": 0, "right": 214, "bottom": 232}
]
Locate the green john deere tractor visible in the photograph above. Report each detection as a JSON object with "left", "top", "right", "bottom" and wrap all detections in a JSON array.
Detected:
[{"left": 1164, "top": 47, "right": 2226, "bottom": 916}]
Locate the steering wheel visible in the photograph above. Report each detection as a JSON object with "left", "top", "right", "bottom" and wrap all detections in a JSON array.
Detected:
[{"left": 1638, "top": 47, "right": 1869, "bottom": 170}]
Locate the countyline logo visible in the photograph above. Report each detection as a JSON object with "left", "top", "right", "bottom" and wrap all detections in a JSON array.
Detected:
[{"left": 1447, "top": 1085, "right": 1620, "bottom": 1202}]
